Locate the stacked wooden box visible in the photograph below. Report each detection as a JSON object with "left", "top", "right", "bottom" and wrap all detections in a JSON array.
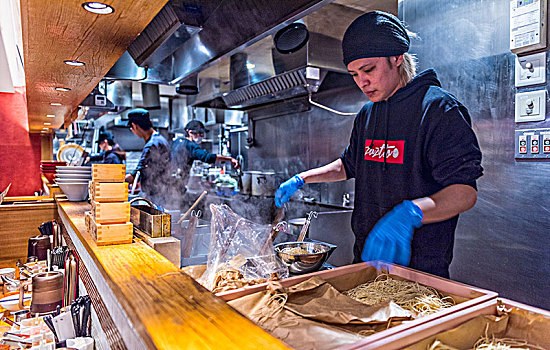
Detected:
[{"left": 86, "top": 164, "right": 133, "bottom": 246}]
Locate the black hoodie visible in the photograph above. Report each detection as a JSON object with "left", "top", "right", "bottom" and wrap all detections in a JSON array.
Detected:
[{"left": 341, "top": 69, "right": 483, "bottom": 277}]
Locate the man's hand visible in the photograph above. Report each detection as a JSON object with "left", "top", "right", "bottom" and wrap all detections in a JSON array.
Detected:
[
  {"left": 361, "top": 200, "right": 423, "bottom": 266},
  {"left": 275, "top": 175, "right": 305, "bottom": 207},
  {"left": 231, "top": 158, "right": 241, "bottom": 169}
]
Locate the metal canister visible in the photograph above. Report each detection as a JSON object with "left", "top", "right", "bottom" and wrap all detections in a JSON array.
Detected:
[
  {"left": 27, "top": 235, "right": 52, "bottom": 261},
  {"left": 31, "top": 271, "right": 63, "bottom": 315}
]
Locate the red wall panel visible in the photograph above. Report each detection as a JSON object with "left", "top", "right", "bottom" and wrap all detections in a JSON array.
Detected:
[{"left": 0, "top": 86, "right": 42, "bottom": 196}]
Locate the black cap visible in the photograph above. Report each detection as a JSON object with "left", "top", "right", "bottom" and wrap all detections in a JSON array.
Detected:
[
  {"left": 342, "top": 11, "right": 410, "bottom": 66},
  {"left": 126, "top": 108, "right": 152, "bottom": 130},
  {"left": 97, "top": 132, "right": 112, "bottom": 143},
  {"left": 185, "top": 120, "right": 206, "bottom": 133}
]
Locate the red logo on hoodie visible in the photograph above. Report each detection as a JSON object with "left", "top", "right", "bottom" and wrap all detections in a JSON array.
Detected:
[{"left": 364, "top": 140, "right": 405, "bottom": 164}]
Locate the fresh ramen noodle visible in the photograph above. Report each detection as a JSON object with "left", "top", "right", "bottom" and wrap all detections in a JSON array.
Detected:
[
  {"left": 280, "top": 247, "right": 311, "bottom": 255},
  {"left": 345, "top": 274, "right": 455, "bottom": 317}
]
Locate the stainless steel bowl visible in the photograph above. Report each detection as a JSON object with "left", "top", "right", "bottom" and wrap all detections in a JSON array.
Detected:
[{"left": 274, "top": 241, "right": 332, "bottom": 275}]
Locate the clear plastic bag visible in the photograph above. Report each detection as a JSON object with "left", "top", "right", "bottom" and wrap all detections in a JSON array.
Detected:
[{"left": 198, "top": 204, "right": 289, "bottom": 292}]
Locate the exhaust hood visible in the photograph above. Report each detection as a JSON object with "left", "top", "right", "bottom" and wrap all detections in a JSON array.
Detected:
[
  {"left": 105, "top": 0, "right": 396, "bottom": 107},
  {"left": 190, "top": 31, "right": 348, "bottom": 109}
]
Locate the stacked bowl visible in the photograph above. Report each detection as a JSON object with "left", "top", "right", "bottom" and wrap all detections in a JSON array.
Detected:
[
  {"left": 40, "top": 161, "right": 66, "bottom": 183},
  {"left": 55, "top": 166, "right": 91, "bottom": 201}
]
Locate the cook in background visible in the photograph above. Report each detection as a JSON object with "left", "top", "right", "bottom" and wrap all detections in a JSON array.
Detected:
[
  {"left": 86, "top": 132, "right": 125, "bottom": 164},
  {"left": 124, "top": 108, "right": 172, "bottom": 207},
  {"left": 171, "top": 120, "right": 240, "bottom": 188},
  {"left": 275, "top": 11, "right": 483, "bottom": 278}
]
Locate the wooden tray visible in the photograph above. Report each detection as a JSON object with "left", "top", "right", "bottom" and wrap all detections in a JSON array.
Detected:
[
  {"left": 89, "top": 181, "right": 128, "bottom": 202},
  {"left": 218, "top": 261, "right": 498, "bottom": 349},
  {"left": 92, "top": 201, "right": 130, "bottom": 224},
  {"left": 365, "top": 298, "right": 550, "bottom": 350},
  {"left": 85, "top": 211, "right": 133, "bottom": 246},
  {"left": 92, "top": 164, "right": 126, "bottom": 183}
]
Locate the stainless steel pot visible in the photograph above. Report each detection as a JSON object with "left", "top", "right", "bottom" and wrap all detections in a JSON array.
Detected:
[
  {"left": 251, "top": 171, "right": 276, "bottom": 196},
  {"left": 242, "top": 171, "right": 260, "bottom": 194}
]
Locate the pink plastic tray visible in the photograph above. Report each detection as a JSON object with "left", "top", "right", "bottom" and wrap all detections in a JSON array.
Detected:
[
  {"left": 356, "top": 298, "right": 550, "bottom": 350},
  {"left": 218, "top": 261, "right": 498, "bottom": 348}
]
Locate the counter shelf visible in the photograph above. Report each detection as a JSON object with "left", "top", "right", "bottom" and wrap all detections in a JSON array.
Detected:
[{"left": 56, "top": 199, "right": 287, "bottom": 350}]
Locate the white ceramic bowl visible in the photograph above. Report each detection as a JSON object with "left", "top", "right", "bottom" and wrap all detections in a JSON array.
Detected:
[
  {"left": 56, "top": 174, "right": 91, "bottom": 180},
  {"left": 57, "top": 182, "right": 89, "bottom": 201},
  {"left": 56, "top": 169, "right": 92, "bottom": 174},
  {"left": 56, "top": 166, "right": 91, "bottom": 171},
  {"left": 0, "top": 293, "right": 32, "bottom": 312}
]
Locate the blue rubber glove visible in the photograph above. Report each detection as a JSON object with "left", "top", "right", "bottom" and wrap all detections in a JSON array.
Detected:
[
  {"left": 275, "top": 175, "right": 305, "bottom": 207},
  {"left": 361, "top": 200, "right": 423, "bottom": 266}
]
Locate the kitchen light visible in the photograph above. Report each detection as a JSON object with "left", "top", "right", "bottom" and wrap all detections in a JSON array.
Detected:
[
  {"left": 50, "top": 103, "right": 62, "bottom": 106},
  {"left": 246, "top": 63, "right": 256, "bottom": 69},
  {"left": 46, "top": 114, "right": 56, "bottom": 118},
  {"left": 44, "top": 122, "right": 51, "bottom": 126},
  {"left": 55, "top": 87, "right": 71, "bottom": 91},
  {"left": 64, "top": 60, "right": 85, "bottom": 67},
  {"left": 82, "top": 2, "right": 114, "bottom": 15},
  {"left": 42, "top": 127, "right": 49, "bottom": 130}
]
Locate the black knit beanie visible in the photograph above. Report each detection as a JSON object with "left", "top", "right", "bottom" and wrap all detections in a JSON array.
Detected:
[{"left": 342, "top": 11, "right": 410, "bottom": 66}]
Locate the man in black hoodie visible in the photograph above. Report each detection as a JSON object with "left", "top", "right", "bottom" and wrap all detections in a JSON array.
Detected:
[{"left": 275, "top": 11, "right": 483, "bottom": 278}]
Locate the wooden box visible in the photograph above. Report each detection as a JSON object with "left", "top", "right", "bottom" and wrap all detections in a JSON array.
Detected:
[
  {"left": 85, "top": 211, "right": 133, "bottom": 246},
  {"left": 219, "top": 261, "right": 498, "bottom": 349},
  {"left": 92, "top": 201, "right": 130, "bottom": 224},
  {"left": 89, "top": 181, "right": 128, "bottom": 202},
  {"left": 92, "top": 164, "right": 126, "bottom": 183},
  {"left": 369, "top": 298, "right": 550, "bottom": 350},
  {"left": 130, "top": 205, "right": 171, "bottom": 238}
]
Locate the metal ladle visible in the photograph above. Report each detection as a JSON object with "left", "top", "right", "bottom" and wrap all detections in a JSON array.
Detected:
[{"left": 297, "top": 211, "right": 317, "bottom": 242}]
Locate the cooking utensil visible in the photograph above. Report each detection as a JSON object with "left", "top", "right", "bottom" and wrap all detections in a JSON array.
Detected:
[
  {"left": 270, "top": 203, "right": 287, "bottom": 242},
  {"left": 181, "top": 210, "right": 200, "bottom": 259},
  {"left": 297, "top": 211, "right": 317, "bottom": 242},
  {"left": 130, "top": 170, "right": 140, "bottom": 196},
  {"left": 81, "top": 296, "right": 92, "bottom": 337},
  {"left": 63, "top": 251, "right": 78, "bottom": 307},
  {"left": 274, "top": 241, "right": 332, "bottom": 274},
  {"left": 43, "top": 314, "right": 59, "bottom": 342},
  {"left": 71, "top": 302, "right": 81, "bottom": 337},
  {"left": 177, "top": 190, "right": 207, "bottom": 224}
]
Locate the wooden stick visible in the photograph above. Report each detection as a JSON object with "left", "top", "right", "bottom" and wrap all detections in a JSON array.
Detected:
[{"left": 177, "top": 191, "right": 208, "bottom": 224}]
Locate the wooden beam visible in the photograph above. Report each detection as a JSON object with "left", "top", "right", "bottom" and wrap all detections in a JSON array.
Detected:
[{"left": 20, "top": 0, "right": 169, "bottom": 132}]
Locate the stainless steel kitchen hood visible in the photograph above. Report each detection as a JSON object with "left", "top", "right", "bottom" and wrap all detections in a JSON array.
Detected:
[
  {"left": 192, "top": 31, "right": 347, "bottom": 109},
  {"left": 104, "top": 0, "right": 396, "bottom": 106}
]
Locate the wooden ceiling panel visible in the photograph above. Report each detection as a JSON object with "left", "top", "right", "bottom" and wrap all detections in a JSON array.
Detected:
[{"left": 21, "top": 0, "right": 169, "bottom": 132}]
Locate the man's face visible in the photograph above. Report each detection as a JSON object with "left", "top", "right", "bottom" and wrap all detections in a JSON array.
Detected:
[
  {"left": 347, "top": 56, "right": 403, "bottom": 103},
  {"left": 188, "top": 130, "right": 204, "bottom": 143},
  {"left": 99, "top": 140, "right": 108, "bottom": 151}
]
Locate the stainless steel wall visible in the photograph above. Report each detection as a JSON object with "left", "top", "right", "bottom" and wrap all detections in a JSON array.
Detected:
[
  {"left": 247, "top": 0, "right": 550, "bottom": 309},
  {"left": 402, "top": 0, "right": 550, "bottom": 310},
  {"left": 247, "top": 85, "right": 364, "bottom": 205}
]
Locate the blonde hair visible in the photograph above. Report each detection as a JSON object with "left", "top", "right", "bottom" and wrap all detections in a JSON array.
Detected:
[{"left": 397, "top": 53, "right": 417, "bottom": 86}]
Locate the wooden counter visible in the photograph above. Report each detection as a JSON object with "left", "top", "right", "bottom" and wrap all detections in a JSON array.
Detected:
[{"left": 56, "top": 199, "right": 287, "bottom": 350}]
